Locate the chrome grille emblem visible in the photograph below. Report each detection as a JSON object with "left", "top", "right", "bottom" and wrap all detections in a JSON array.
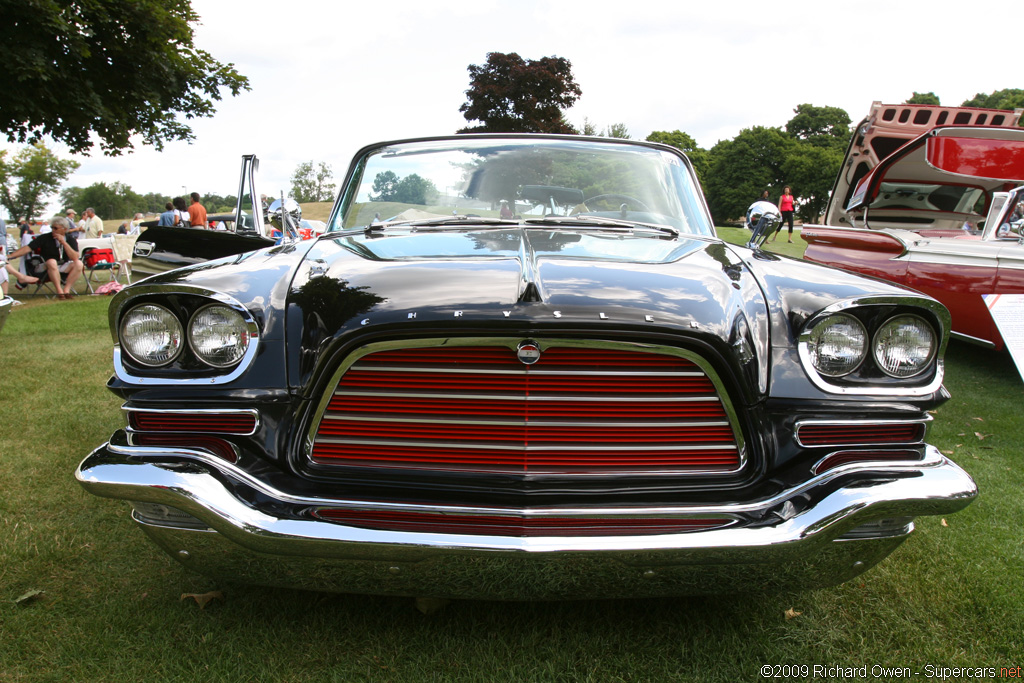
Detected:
[{"left": 516, "top": 340, "right": 541, "bottom": 365}]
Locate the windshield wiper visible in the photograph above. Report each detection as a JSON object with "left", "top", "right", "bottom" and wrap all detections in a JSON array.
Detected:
[
  {"left": 523, "top": 216, "right": 679, "bottom": 238},
  {"left": 365, "top": 215, "right": 517, "bottom": 233}
]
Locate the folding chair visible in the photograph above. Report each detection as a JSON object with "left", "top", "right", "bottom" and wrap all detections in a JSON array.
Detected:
[
  {"left": 19, "top": 253, "right": 63, "bottom": 298},
  {"left": 81, "top": 246, "right": 118, "bottom": 293}
]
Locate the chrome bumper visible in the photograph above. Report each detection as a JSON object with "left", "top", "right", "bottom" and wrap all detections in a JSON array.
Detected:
[{"left": 76, "top": 437, "right": 977, "bottom": 600}]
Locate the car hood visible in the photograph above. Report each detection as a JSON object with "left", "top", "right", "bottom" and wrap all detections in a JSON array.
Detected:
[
  {"left": 824, "top": 101, "right": 1024, "bottom": 230},
  {"left": 286, "top": 227, "right": 770, "bottom": 394}
]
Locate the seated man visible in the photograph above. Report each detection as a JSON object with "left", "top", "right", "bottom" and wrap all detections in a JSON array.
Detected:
[{"left": 8, "top": 217, "right": 83, "bottom": 299}]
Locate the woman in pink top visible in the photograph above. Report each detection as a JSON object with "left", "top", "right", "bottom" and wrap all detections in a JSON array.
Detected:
[{"left": 771, "top": 186, "right": 796, "bottom": 243}]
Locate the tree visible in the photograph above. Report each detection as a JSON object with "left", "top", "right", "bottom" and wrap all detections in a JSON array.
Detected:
[
  {"left": 370, "top": 171, "right": 400, "bottom": 202},
  {"left": 0, "top": 1, "right": 249, "bottom": 155},
  {"left": 906, "top": 92, "right": 941, "bottom": 105},
  {"left": 291, "top": 161, "right": 336, "bottom": 203},
  {"left": 961, "top": 89, "right": 1024, "bottom": 113},
  {"left": 646, "top": 130, "right": 710, "bottom": 189},
  {"left": 784, "top": 104, "right": 851, "bottom": 149},
  {"left": 393, "top": 174, "right": 438, "bottom": 205},
  {"left": 703, "top": 127, "right": 792, "bottom": 222},
  {"left": 459, "top": 52, "right": 581, "bottom": 134},
  {"left": 0, "top": 143, "right": 80, "bottom": 220},
  {"left": 603, "top": 123, "right": 630, "bottom": 139},
  {"left": 59, "top": 181, "right": 144, "bottom": 221},
  {"left": 781, "top": 144, "right": 843, "bottom": 223}
]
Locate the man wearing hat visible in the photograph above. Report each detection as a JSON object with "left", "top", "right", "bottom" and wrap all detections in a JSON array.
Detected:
[{"left": 64, "top": 209, "right": 83, "bottom": 239}]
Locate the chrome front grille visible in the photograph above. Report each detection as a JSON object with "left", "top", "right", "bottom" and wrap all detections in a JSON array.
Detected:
[{"left": 309, "top": 340, "right": 743, "bottom": 474}]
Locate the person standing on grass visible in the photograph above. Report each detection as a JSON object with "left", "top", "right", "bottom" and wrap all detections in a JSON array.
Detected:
[
  {"left": 187, "top": 192, "right": 207, "bottom": 230},
  {"left": 770, "top": 186, "right": 796, "bottom": 243},
  {"left": 7, "top": 217, "right": 83, "bottom": 299},
  {"left": 81, "top": 207, "right": 104, "bottom": 238}
]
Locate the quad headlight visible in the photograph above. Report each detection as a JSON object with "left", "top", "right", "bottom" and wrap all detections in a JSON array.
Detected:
[
  {"left": 872, "top": 314, "right": 937, "bottom": 378},
  {"left": 188, "top": 304, "right": 250, "bottom": 368},
  {"left": 119, "top": 304, "right": 183, "bottom": 366},
  {"left": 805, "top": 313, "right": 867, "bottom": 377}
]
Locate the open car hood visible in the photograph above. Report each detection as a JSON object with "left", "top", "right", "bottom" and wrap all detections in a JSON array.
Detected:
[{"left": 825, "top": 102, "right": 1024, "bottom": 231}]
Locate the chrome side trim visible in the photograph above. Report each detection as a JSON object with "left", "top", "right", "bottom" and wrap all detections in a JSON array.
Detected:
[
  {"left": 109, "top": 285, "right": 260, "bottom": 386},
  {"left": 793, "top": 416, "right": 931, "bottom": 449},
  {"left": 950, "top": 331, "right": 997, "bottom": 349},
  {"left": 797, "top": 295, "right": 950, "bottom": 396}
]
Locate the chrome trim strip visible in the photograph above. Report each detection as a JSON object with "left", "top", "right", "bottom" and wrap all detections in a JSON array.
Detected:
[
  {"left": 109, "top": 285, "right": 260, "bottom": 386},
  {"left": 123, "top": 407, "right": 261, "bottom": 436},
  {"left": 314, "top": 437, "right": 738, "bottom": 453},
  {"left": 349, "top": 365, "right": 706, "bottom": 377},
  {"left": 796, "top": 295, "right": 950, "bottom": 397},
  {"left": 332, "top": 391, "right": 723, "bottom": 403},
  {"left": 793, "top": 416, "right": 931, "bottom": 449},
  {"left": 950, "top": 331, "right": 997, "bottom": 349},
  {"left": 321, "top": 415, "right": 730, "bottom": 429},
  {"left": 811, "top": 449, "right": 923, "bottom": 476},
  {"left": 307, "top": 337, "right": 747, "bottom": 474}
]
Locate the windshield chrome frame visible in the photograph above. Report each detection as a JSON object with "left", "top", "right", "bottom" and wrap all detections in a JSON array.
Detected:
[{"left": 327, "top": 134, "right": 714, "bottom": 237}]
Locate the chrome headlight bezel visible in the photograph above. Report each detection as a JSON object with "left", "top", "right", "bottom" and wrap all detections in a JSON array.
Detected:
[
  {"left": 188, "top": 304, "right": 251, "bottom": 369},
  {"left": 118, "top": 303, "right": 184, "bottom": 367},
  {"left": 872, "top": 314, "right": 938, "bottom": 379},
  {"left": 804, "top": 313, "right": 868, "bottom": 378},
  {"left": 797, "top": 296, "right": 949, "bottom": 397},
  {"left": 111, "top": 285, "right": 261, "bottom": 386}
]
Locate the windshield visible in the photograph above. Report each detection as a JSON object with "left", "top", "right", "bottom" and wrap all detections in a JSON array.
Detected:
[{"left": 329, "top": 137, "right": 713, "bottom": 236}]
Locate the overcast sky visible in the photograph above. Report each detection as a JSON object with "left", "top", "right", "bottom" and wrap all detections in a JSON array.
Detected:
[{"left": 15, "top": 0, "right": 1024, "bottom": 215}]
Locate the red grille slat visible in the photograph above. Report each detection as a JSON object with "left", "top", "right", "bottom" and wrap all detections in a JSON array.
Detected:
[
  {"left": 798, "top": 423, "right": 924, "bottom": 446},
  {"left": 314, "top": 508, "right": 731, "bottom": 536},
  {"left": 318, "top": 420, "right": 735, "bottom": 444},
  {"left": 132, "top": 433, "right": 238, "bottom": 463},
  {"left": 129, "top": 411, "right": 256, "bottom": 434},
  {"left": 327, "top": 396, "right": 728, "bottom": 420},
  {"left": 312, "top": 444, "right": 740, "bottom": 467},
  {"left": 312, "top": 344, "right": 741, "bottom": 473}
]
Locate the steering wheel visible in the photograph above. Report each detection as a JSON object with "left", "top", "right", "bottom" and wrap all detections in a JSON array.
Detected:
[{"left": 582, "top": 193, "right": 651, "bottom": 213}]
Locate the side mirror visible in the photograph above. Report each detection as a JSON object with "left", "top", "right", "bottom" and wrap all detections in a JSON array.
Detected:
[
  {"left": 268, "top": 197, "right": 302, "bottom": 242},
  {"left": 745, "top": 201, "right": 781, "bottom": 249}
]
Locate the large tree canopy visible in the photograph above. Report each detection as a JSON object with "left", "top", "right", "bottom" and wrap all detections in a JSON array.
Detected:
[
  {"left": 704, "top": 127, "right": 792, "bottom": 222},
  {"left": 906, "top": 92, "right": 941, "bottom": 105},
  {"left": 785, "top": 104, "right": 851, "bottom": 149},
  {"left": 961, "top": 89, "right": 1024, "bottom": 113},
  {"left": 0, "top": 144, "right": 80, "bottom": 220},
  {"left": 459, "top": 52, "right": 581, "bottom": 134},
  {"left": 0, "top": 0, "right": 250, "bottom": 155}
]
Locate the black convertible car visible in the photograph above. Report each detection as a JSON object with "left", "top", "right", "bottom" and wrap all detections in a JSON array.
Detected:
[{"left": 77, "top": 135, "right": 976, "bottom": 600}]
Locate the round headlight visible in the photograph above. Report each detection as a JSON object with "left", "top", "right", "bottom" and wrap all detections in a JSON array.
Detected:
[
  {"left": 873, "top": 314, "right": 937, "bottom": 378},
  {"left": 188, "top": 305, "right": 249, "bottom": 368},
  {"left": 120, "top": 304, "right": 183, "bottom": 366},
  {"left": 806, "top": 314, "right": 867, "bottom": 377}
]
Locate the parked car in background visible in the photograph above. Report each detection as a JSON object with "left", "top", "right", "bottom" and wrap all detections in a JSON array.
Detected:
[
  {"left": 130, "top": 157, "right": 324, "bottom": 279},
  {"left": 77, "top": 135, "right": 976, "bottom": 600},
  {"left": 802, "top": 101, "right": 1024, "bottom": 350}
]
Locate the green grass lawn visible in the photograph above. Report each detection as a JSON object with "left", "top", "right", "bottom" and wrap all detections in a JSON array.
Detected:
[{"left": 1, "top": 244, "right": 1021, "bottom": 681}]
